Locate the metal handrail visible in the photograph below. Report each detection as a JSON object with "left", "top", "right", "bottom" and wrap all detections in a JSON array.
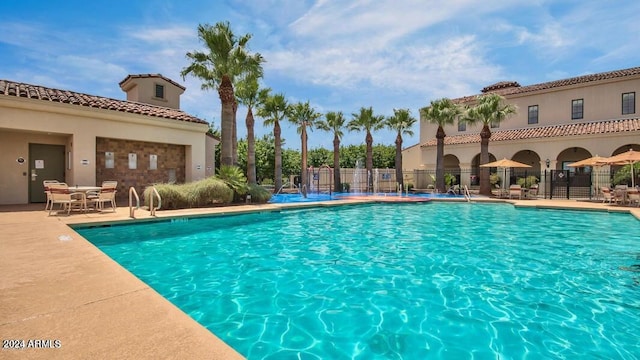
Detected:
[
  {"left": 129, "top": 187, "right": 140, "bottom": 218},
  {"left": 149, "top": 187, "right": 162, "bottom": 216},
  {"left": 463, "top": 185, "right": 471, "bottom": 202}
]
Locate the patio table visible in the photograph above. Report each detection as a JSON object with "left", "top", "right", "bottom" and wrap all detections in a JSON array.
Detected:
[{"left": 68, "top": 186, "right": 102, "bottom": 211}]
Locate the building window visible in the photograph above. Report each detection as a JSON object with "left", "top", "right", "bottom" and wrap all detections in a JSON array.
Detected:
[
  {"left": 571, "top": 99, "right": 583, "bottom": 120},
  {"left": 155, "top": 84, "right": 165, "bottom": 99},
  {"left": 528, "top": 105, "right": 539, "bottom": 124},
  {"left": 622, "top": 92, "right": 635, "bottom": 114},
  {"left": 458, "top": 121, "right": 466, "bottom": 132},
  {"left": 490, "top": 121, "right": 499, "bottom": 129}
]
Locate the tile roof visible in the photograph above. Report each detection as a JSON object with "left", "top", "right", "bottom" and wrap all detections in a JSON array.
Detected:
[
  {"left": 119, "top": 74, "right": 186, "bottom": 91},
  {"left": 454, "top": 66, "right": 640, "bottom": 103},
  {"left": 0, "top": 79, "right": 207, "bottom": 124},
  {"left": 420, "top": 118, "right": 640, "bottom": 147}
]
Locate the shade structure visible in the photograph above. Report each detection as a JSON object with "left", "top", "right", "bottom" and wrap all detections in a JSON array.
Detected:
[
  {"left": 566, "top": 155, "right": 608, "bottom": 168},
  {"left": 480, "top": 158, "right": 532, "bottom": 169},
  {"left": 597, "top": 149, "right": 640, "bottom": 187},
  {"left": 480, "top": 158, "right": 532, "bottom": 194}
]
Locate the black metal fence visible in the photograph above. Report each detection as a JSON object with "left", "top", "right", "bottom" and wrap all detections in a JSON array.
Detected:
[{"left": 292, "top": 167, "right": 635, "bottom": 199}]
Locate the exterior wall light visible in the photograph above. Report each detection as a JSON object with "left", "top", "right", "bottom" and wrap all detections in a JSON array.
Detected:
[{"left": 545, "top": 159, "right": 550, "bottom": 168}]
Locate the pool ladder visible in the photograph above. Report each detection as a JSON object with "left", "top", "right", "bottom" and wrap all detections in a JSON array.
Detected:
[
  {"left": 128, "top": 186, "right": 162, "bottom": 218},
  {"left": 463, "top": 185, "right": 471, "bottom": 202}
]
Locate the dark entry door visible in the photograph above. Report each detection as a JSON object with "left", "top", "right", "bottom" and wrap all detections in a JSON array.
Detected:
[{"left": 29, "top": 144, "right": 66, "bottom": 203}]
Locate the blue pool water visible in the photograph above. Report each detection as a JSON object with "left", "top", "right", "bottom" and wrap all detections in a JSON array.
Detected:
[
  {"left": 76, "top": 203, "right": 640, "bottom": 359},
  {"left": 269, "top": 192, "right": 463, "bottom": 203}
]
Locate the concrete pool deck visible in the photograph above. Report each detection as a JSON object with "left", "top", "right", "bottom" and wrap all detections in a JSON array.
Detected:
[{"left": 1, "top": 197, "right": 639, "bottom": 359}]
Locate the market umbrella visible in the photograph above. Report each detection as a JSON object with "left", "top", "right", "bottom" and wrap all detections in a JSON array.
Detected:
[
  {"left": 597, "top": 149, "right": 640, "bottom": 187},
  {"left": 567, "top": 155, "right": 608, "bottom": 194},
  {"left": 480, "top": 158, "right": 531, "bottom": 194},
  {"left": 566, "top": 155, "right": 608, "bottom": 168}
]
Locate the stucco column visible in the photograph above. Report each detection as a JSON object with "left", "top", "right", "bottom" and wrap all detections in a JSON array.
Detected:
[
  {"left": 186, "top": 141, "right": 207, "bottom": 182},
  {"left": 70, "top": 135, "right": 96, "bottom": 186}
]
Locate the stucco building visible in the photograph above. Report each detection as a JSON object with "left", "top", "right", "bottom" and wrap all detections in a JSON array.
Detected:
[
  {"left": 0, "top": 74, "right": 217, "bottom": 205},
  {"left": 404, "top": 66, "right": 640, "bottom": 195}
]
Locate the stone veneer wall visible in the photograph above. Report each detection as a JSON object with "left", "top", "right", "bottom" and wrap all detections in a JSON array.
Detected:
[{"left": 95, "top": 137, "right": 185, "bottom": 201}]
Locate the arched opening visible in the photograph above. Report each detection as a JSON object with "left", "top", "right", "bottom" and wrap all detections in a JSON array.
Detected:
[{"left": 470, "top": 153, "right": 496, "bottom": 186}]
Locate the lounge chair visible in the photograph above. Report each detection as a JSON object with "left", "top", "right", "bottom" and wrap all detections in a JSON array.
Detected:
[
  {"left": 509, "top": 184, "right": 522, "bottom": 199},
  {"left": 48, "top": 183, "right": 86, "bottom": 215},
  {"left": 528, "top": 184, "right": 539, "bottom": 198}
]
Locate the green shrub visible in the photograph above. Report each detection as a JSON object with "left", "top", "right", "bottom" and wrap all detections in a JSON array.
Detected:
[
  {"left": 247, "top": 184, "right": 272, "bottom": 204},
  {"left": 444, "top": 173, "right": 457, "bottom": 187},
  {"left": 490, "top": 173, "right": 501, "bottom": 187},
  {"left": 260, "top": 178, "right": 274, "bottom": 186},
  {"left": 143, "top": 177, "right": 233, "bottom": 210},
  {"left": 217, "top": 165, "right": 248, "bottom": 201},
  {"left": 612, "top": 163, "right": 640, "bottom": 186},
  {"left": 517, "top": 175, "right": 539, "bottom": 187}
]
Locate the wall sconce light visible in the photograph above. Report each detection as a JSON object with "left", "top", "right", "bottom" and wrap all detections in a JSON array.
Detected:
[{"left": 545, "top": 159, "right": 550, "bottom": 168}]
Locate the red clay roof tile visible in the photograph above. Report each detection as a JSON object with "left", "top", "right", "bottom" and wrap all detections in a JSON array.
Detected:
[
  {"left": 453, "top": 66, "right": 640, "bottom": 103},
  {"left": 420, "top": 118, "right": 640, "bottom": 147},
  {"left": 0, "top": 79, "right": 207, "bottom": 125}
]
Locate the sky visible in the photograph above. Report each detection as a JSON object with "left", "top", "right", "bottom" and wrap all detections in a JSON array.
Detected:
[{"left": 1, "top": 0, "right": 639, "bottom": 150}]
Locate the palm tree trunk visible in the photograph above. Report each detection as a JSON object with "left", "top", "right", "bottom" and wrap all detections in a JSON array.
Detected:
[
  {"left": 301, "top": 126, "right": 308, "bottom": 196},
  {"left": 232, "top": 100, "right": 238, "bottom": 165},
  {"left": 274, "top": 121, "right": 282, "bottom": 192},
  {"left": 333, "top": 135, "right": 341, "bottom": 192},
  {"left": 366, "top": 131, "right": 373, "bottom": 192},
  {"left": 435, "top": 126, "right": 446, "bottom": 193},
  {"left": 218, "top": 75, "right": 234, "bottom": 167},
  {"left": 479, "top": 124, "right": 492, "bottom": 196},
  {"left": 246, "top": 107, "right": 256, "bottom": 184},
  {"left": 395, "top": 132, "right": 403, "bottom": 189}
]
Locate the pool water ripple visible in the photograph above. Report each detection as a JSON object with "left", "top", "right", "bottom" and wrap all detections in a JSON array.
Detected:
[{"left": 77, "top": 203, "right": 640, "bottom": 359}]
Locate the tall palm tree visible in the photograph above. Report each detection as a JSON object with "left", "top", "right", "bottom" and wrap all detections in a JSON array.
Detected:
[
  {"left": 462, "top": 93, "right": 517, "bottom": 196},
  {"left": 257, "top": 92, "right": 288, "bottom": 192},
  {"left": 181, "top": 21, "right": 264, "bottom": 167},
  {"left": 420, "top": 98, "right": 462, "bottom": 193},
  {"left": 317, "top": 111, "right": 346, "bottom": 192},
  {"left": 386, "top": 108, "right": 417, "bottom": 190},
  {"left": 288, "top": 101, "right": 321, "bottom": 196},
  {"left": 235, "top": 74, "right": 268, "bottom": 184},
  {"left": 348, "top": 106, "right": 386, "bottom": 192}
]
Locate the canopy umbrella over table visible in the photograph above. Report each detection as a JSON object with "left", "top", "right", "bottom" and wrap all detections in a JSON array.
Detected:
[
  {"left": 480, "top": 158, "right": 532, "bottom": 194},
  {"left": 597, "top": 149, "right": 640, "bottom": 188}
]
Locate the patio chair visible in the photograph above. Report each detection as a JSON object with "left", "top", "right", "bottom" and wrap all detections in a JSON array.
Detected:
[
  {"left": 627, "top": 188, "right": 640, "bottom": 207},
  {"left": 601, "top": 187, "right": 616, "bottom": 204},
  {"left": 509, "top": 184, "right": 522, "bottom": 199},
  {"left": 528, "top": 184, "right": 539, "bottom": 198},
  {"left": 43, "top": 180, "right": 60, "bottom": 211},
  {"left": 48, "top": 183, "right": 86, "bottom": 215},
  {"left": 87, "top": 183, "right": 117, "bottom": 212}
]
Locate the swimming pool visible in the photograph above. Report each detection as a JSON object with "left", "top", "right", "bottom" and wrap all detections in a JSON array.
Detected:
[
  {"left": 76, "top": 203, "right": 640, "bottom": 359},
  {"left": 269, "top": 192, "right": 464, "bottom": 203}
]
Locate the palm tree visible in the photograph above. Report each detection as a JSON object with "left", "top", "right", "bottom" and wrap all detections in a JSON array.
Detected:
[
  {"left": 235, "top": 74, "right": 268, "bottom": 184},
  {"left": 257, "top": 92, "right": 288, "bottom": 192},
  {"left": 317, "top": 111, "right": 346, "bottom": 192},
  {"left": 386, "top": 108, "right": 417, "bottom": 190},
  {"left": 462, "top": 93, "right": 517, "bottom": 196},
  {"left": 348, "top": 106, "right": 386, "bottom": 192},
  {"left": 420, "top": 98, "right": 462, "bottom": 193},
  {"left": 288, "top": 101, "right": 321, "bottom": 196},
  {"left": 181, "top": 21, "right": 264, "bottom": 167}
]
